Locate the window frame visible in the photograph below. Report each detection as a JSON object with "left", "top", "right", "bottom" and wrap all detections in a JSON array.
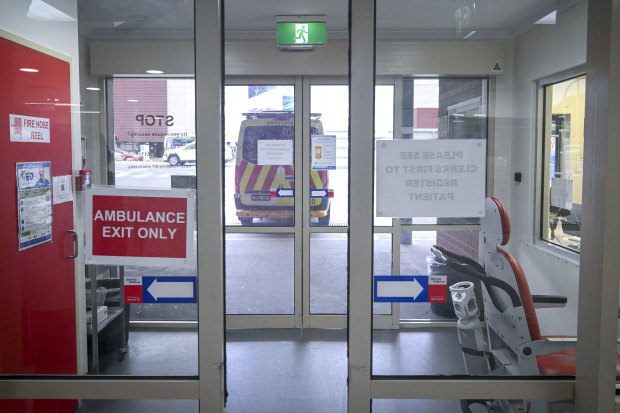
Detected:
[{"left": 534, "top": 65, "right": 586, "bottom": 259}]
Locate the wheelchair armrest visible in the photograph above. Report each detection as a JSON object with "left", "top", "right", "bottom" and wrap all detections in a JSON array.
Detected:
[
  {"left": 518, "top": 338, "right": 577, "bottom": 359},
  {"left": 532, "top": 295, "right": 567, "bottom": 309}
]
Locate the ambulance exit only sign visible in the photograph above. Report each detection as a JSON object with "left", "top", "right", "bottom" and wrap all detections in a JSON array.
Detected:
[{"left": 85, "top": 187, "right": 195, "bottom": 267}]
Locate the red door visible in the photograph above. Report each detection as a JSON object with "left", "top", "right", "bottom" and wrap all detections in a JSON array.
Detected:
[{"left": 0, "top": 36, "right": 77, "bottom": 412}]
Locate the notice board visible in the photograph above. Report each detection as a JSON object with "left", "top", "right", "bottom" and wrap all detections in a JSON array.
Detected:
[{"left": 0, "top": 34, "right": 77, "bottom": 413}]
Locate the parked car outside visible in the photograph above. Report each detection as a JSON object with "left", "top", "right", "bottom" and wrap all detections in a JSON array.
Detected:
[
  {"left": 163, "top": 141, "right": 236, "bottom": 166},
  {"left": 164, "top": 135, "right": 195, "bottom": 151},
  {"left": 114, "top": 148, "right": 143, "bottom": 161},
  {"left": 164, "top": 141, "right": 196, "bottom": 166}
]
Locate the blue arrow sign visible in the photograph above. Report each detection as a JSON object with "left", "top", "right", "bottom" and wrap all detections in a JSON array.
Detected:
[
  {"left": 142, "top": 276, "right": 197, "bottom": 303},
  {"left": 310, "top": 189, "right": 334, "bottom": 198},
  {"left": 374, "top": 275, "right": 429, "bottom": 302},
  {"left": 276, "top": 188, "right": 294, "bottom": 197},
  {"left": 310, "top": 189, "right": 328, "bottom": 198}
]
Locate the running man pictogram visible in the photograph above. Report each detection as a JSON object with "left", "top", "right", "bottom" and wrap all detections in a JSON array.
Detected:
[{"left": 295, "top": 24, "right": 309, "bottom": 44}]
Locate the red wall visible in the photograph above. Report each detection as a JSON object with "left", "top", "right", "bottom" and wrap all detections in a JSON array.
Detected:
[{"left": 0, "top": 37, "right": 77, "bottom": 413}]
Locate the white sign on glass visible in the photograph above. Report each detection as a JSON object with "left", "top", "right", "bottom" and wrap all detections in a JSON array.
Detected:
[
  {"left": 311, "top": 135, "right": 337, "bottom": 170},
  {"left": 550, "top": 178, "right": 573, "bottom": 209},
  {"left": 376, "top": 139, "right": 486, "bottom": 218},
  {"left": 257, "top": 139, "right": 293, "bottom": 165}
]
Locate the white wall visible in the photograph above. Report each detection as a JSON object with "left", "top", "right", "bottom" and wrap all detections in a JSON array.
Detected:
[
  {"left": 90, "top": 38, "right": 504, "bottom": 77},
  {"left": 377, "top": 41, "right": 504, "bottom": 76},
  {"left": 489, "top": 40, "right": 515, "bottom": 215},
  {"left": 0, "top": 0, "right": 88, "bottom": 373},
  {"left": 506, "top": 0, "right": 587, "bottom": 335}
]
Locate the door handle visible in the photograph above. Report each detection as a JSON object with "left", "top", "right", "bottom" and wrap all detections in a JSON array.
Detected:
[{"left": 68, "top": 230, "right": 78, "bottom": 259}]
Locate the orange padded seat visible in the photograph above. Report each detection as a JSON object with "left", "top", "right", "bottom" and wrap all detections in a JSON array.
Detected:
[{"left": 489, "top": 197, "right": 620, "bottom": 376}]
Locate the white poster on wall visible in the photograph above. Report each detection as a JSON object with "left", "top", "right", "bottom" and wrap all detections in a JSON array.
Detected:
[
  {"left": 16, "top": 161, "right": 53, "bottom": 250},
  {"left": 257, "top": 139, "right": 293, "bottom": 165},
  {"left": 376, "top": 139, "right": 486, "bottom": 218},
  {"left": 52, "top": 174, "right": 73, "bottom": 204}
]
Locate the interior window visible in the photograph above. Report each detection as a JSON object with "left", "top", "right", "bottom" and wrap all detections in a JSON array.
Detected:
[{"left": 540, "top": 74, "right": 586, "bottom": 253}]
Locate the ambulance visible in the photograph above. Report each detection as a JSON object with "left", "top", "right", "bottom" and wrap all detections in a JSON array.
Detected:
[{"left": 234, "top": 111, "right": 331, "bottom": 225}]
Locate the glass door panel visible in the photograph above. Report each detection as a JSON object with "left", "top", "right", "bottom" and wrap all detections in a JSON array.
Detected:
[
  {"left": 373, "top": 233, "right": 392, "bottom": 315},
  {"left": 309, "top": 85, "right": 348, "bottom": 227},
  {"left": 224, "top": 83, "right": 298, "bottom": 323},
  {"left": 374, "top": 85, "right": 395, "bottom": 227},
  {"left": 112, "top": 78, "right": 197, "bottom": 190},
  {"left": 225, "top": 81, "right": 353, "bottom": 326},
  {"left": 224, "top": 85, "right": 296, "bottom": 227},
  {"left": 310, "top": 233, "right": 347, "bottom": 314},
  {"left": 109, "top": 78, "right": 199, "bottom": 333},
  {"left": 226, "top": 233, "right": 295, "bottom": 315}
]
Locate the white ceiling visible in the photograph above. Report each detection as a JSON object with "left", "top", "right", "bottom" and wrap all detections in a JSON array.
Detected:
[{"left": 78, "top": 0, "right": 581, "bottom": 41}]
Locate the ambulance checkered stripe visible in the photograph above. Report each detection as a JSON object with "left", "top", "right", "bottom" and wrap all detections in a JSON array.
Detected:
[{"left": 236, "top": 159, "right": 326, "bottom": 191}]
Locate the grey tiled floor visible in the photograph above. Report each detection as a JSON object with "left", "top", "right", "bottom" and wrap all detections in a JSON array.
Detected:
[{"left": 77, "top": 327, "right": 466, "bottom": 413}]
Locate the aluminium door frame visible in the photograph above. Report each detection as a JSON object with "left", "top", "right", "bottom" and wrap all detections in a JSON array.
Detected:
[
  {"left": 224, "top": 76, "right": 303, "bottom": 329},
  {"left": 302, "top": 77, "right": 349, "bottom": 328},
  {"left": 223, "top": 76, "right": 399, "bottom": 330}
]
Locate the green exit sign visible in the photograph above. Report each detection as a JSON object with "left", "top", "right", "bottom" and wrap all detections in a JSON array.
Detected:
[{"left": 277, "top": 22, "right": 326, "bottom": 46}]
